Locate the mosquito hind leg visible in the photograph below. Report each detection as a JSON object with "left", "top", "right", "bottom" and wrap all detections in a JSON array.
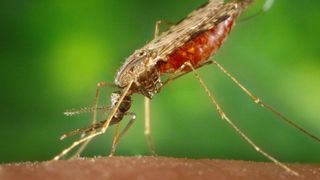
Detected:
[
  {"left": 211, "top": 60, "right": 320, "bottom": 142},
  {"left": 53, "top": 81, "right": 133, "bottom": 160},
  {"left": 182, "top": 61, "right": 299, "bottom": 176},
  {"left": 160, "top": 61, "right": 214, "bottom": 89},
  {"left": 109, "top": 112, "right": 136, "bottom": 156}
]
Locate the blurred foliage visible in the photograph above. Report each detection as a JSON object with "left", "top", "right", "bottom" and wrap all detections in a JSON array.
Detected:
[{"left": 0, "top": 0, "right": 319, "bottom": 163}]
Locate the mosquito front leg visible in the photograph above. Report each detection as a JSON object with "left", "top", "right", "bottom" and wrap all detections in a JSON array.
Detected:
[
  {"left": 182, "top": 61, "right": 300, "bottom": 176},
  {"left": 212, "top": 60, "right": 320, "bottom": 142},
  {"left": 144, "top": 97, "right": 156, "bottom": 155},
  {"left": 92, "top": 82, "right": 117, "bottom": 127},
  {"left": 70, "top": 82, "right": 117, "bottom": 159},
  {"left": 53, "top": 81, "right": 133, "bottom": 161},
  {"left": 110, "top": 112, "right": 136, "bottom": 156}
]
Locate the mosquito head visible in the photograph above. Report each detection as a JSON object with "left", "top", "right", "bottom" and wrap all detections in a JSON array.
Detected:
[{"left": 134, "top": 49, "right": 149, "bottom": 59}]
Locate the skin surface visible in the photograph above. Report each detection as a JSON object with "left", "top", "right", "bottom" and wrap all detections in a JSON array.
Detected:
[{"left": 0, "top": 156, "right": 319, "bottom": 180}]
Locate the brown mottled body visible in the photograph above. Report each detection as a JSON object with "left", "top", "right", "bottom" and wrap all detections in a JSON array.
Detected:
[
  {"left": 61, "top": 0, "right": 251, "bottom": 140},
  {"left": 59, "top": 0, "right": 253, "bottom": 145},
  {"left": 115, "top": 0, "right": 249, "bottom": 98}
]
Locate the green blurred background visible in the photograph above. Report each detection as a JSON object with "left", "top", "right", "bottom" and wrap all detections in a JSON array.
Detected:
[{"left": 1, "top": 0, "right": 319, "bottom": 163}]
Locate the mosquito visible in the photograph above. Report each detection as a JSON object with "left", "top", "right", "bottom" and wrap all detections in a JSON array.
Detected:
[{"left": 53, "top": 0, "right": 319, "bottom": 176}]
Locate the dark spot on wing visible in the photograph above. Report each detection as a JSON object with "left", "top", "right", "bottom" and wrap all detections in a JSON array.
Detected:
[
  {"left": 187, "top": 14, "right": 230, "bottom": 44},
  {"left": 215, "top": 14, "right": 230, "bottom": 25},
  {"left": 190, "top": 29, "right": 207, "bottom": 40}
]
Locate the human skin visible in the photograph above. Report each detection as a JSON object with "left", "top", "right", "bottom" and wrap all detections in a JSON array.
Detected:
[{"left": 0, "top": 156, "right": 319, "bottom": 180}]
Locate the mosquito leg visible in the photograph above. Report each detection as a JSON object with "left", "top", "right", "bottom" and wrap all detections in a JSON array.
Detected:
[
  {"left": 211, "top": 60, "right": 320, "bottom": 142},
  {"left": 154, "top": 20, "right": 162, "bottom": 38},
  {"left": 133, "top": 80, "right": 157, "bottom": 155},
  {"left": 93, "top": 82, "right": 117, "bottom": 124},
  {"left": 109, "top": 112, "right": 136, "bottom": 156},
  {"left": 69, "top": 82, "right": 117, "bottom": 159},
  {"left": 61, "top": 106, "right": 111, "bottom": 140},
  {"left": 53, "top": 81, "right": 133, "bottom": 161},
  {"left": 154, "top": 20, "right": 175, "bottom": 38},
  {"left": 158, "top": 61, "right": 214, "bottom": 93},
  {"left": 135, "top": 81, "right": 156, "bottom": 155},
  {"left": 134, "top": 80, "right": 157, "bottom": 155},
  {"left": 60, "top": 120, "right": 106, "bottom": 140},
  {"left": 182, "top": 61, "right": 299, "bottom": 176},
  {"left": 144, "top": 97, "right": 157, "bottom": 155},
  {"left": 161, "top": 61, "right": 214, "bottom": 89},
  {"left": 137, "top": 81, "right": 157, "bottom": 154},
  {"left": 148, "top": 19, "right": 162, "bottom": 156},
  {"left": 109, "top": 122, "right": 121, "bottom": 157},
  {"left": 117, "top": 112, "right": 136, "bottom": 142},
  {"left": 140, "top": 19, "right": 165, "bottom": 155}
]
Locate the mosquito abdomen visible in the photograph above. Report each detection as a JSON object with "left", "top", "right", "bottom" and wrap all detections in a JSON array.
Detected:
[{"left": 158, "top": 15, "right": 236, "bottom": 73}]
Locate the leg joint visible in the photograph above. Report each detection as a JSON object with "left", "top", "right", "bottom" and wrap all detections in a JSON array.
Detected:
[{"left": 144, "top": 130, "right": 150, "bottom": 135}]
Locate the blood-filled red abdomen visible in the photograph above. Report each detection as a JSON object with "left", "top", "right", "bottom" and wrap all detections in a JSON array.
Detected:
[{"left": 157, "top": 16, "right": 236, "bottom": 73}]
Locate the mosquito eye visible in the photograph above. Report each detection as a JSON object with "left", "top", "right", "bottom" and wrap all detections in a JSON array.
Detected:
[{"left": 137, "top": 50, "right": 146, "bottom": 57}]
